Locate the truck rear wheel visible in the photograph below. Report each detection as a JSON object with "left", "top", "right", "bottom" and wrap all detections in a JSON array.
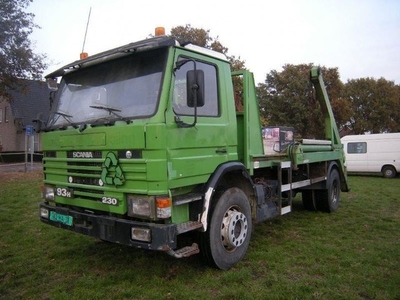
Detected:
[
  {"left": 199, "top": 187, "right": 252, "bottom": 270},
  {"left": 316, "top": 169, "right": 340, "bottom": 213}
]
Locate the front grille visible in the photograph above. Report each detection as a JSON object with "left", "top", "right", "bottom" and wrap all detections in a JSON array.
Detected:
[
  {"left": 67, "top": 161, "right": 103, "bottom": 167},
  {"left": 67, "top": 162, "right": 103, "bottom": 174},
  {"left": 73, "top": 187, "right": 104, "bottom": 201},
  {"left": 67, "top": 159, "right": 102, "bottom": 181},
  {"left": 44, "top": 149, "right": 149, "bottom": 209},
  {"left": 68, "top": 175, "right": 101, "bottom": 186}
]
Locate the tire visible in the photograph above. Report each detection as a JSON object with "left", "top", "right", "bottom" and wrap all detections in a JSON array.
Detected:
[
  {"left": 316, "top": 169, "right": 340, "bottom": 213},
  {"left": 382, "top": 166, "right": 396, "bottom": 178},
  {"left": 199, "top": 187, "right": 252, "bottom": 270},
  {"left": 302, "top": 190, "right": 317, "bottom": 211}
]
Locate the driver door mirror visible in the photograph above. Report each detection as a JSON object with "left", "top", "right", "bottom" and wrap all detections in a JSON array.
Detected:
[{"left": 186, "top": 70, "right": 205, "bottom": 107}]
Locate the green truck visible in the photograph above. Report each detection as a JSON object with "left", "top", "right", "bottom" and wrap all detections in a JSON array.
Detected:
[{"left": 38, "top": 30, "right": 349, "bottom": 270}]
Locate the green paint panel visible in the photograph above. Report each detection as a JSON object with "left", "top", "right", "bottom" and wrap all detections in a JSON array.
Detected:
[
  {"left": 171, "top": 204, "right": 189, "bottom": 223},
  {"left": 59, "top": 133, "right": 106, "bottom": 147},
  {"left": 55, "top": 196, "right": 126, "bottom": 214},
  {"left": 43, "top": 125, "right": 146, "bottom": 151},
  {"left": 145, "top": 124, "right": 167, "bottom": 149},
  {"left": 106, "top": 125, "right": 145, "bottom": 149}
]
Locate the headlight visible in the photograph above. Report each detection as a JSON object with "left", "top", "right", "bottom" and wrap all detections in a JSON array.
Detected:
[
  {"left": 42, "top": 185, "right": 55, "bottom": 201},
  {"left": 127, "top": 195, "right": 155, "bottom": 219}
]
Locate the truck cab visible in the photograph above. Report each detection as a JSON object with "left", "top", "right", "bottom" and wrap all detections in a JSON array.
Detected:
[{"left": 39, "top": 32, "right": 348, "bottom": 270}]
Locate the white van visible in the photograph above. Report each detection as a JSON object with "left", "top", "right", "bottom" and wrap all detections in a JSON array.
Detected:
[{"left": 341, "top": 133, "right": 400, "bottom": 178}]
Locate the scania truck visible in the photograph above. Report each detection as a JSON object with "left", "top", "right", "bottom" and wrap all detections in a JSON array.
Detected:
[{"left": 38, "top": 28, "right": 349, "bottom": 270}]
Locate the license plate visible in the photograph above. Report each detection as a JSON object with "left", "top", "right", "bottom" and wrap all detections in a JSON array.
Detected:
[
  {"left": 55, "top": 187, "right": 74, "bottom": 198},
  {"left": 49, "top": 211, "right": 73, "bottom": 226}
]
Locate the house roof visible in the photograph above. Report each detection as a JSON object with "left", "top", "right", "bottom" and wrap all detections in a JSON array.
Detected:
[{"left": 7, "top": 80, "right": 51, "bottom": 127}]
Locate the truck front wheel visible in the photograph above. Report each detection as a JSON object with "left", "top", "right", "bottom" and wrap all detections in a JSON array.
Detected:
[{"left": 200, "top": 187, "right": 252, "bottom": 270}]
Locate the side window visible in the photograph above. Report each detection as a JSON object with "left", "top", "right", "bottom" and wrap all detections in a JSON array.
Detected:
[
  {"left": 347, "top": 142, "right": 367, "bottom": 154},
  {"left": 173, "top": 58, "right": 218, "bottom": 117}
]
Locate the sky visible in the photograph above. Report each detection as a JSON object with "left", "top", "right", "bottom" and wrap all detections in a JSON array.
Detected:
[{"left": 28, "top": 0, "right": 400, "bottom": 85}]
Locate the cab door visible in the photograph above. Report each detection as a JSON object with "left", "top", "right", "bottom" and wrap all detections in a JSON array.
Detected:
[{"left": 165, "top": 52, "right": 236, "bottom": 189}]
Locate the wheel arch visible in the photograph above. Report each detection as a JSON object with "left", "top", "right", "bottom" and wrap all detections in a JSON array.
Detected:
[
  {"left": 327, "top": 161, "right": 339, "bottom": 176},
  {"left": 200, "top": 162, "right": 254, "bottom": 232},
  {"left": 328, "top": 160, "right": 348, "bottom": 192}
]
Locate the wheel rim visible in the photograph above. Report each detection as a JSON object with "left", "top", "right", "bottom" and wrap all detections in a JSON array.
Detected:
[
  {"left": 385, "top": 169, "right": 393, "bottom": 177},
  {"left": 220, "top": 207, "right": 248, "bottom": 251}
]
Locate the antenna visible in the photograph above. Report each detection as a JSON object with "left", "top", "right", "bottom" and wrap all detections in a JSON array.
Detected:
[{"left": 80, "top": 7, "right": 92, "bottom": 59}]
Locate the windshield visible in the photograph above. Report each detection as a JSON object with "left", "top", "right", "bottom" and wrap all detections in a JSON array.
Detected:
[{"left": 47, "top": 48, "right": 167, "bottom": 128}]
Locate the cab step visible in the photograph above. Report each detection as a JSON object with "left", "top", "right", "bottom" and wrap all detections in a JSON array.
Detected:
[{"left": 167, "top": 243, "right": 200, "bottom": 258}]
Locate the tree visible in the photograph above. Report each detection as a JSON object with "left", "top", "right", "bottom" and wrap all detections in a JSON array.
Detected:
[
  {"left": 170, "top": 25, "right": 214, "bottom": 49},
  {"left": 170, "top": 24, "right": 246, "bottom": 72},
  {"left": 257, "top": 64, "right": 347, "bottom": 138},
  {"left": 343, "top": 78, "right": 400, "bottom": 134},
  {"left": 0, "top": 0, "right": 47, "bottom": 100}
]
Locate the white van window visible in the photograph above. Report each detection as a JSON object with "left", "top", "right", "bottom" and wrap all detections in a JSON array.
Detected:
[{"left": 347, "top": 142, "right": 367, "bottom": 154}]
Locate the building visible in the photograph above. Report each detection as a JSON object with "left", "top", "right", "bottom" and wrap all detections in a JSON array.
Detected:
[{"left": 0, "top": 80, "right": 50, "bottom": 154}]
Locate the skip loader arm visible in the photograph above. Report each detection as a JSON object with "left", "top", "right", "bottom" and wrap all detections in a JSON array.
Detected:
[{"left": 310, "top": 67, "right": 349, "bottom": 192}]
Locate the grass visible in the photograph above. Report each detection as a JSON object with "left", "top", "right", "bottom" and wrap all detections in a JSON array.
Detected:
[{"left": 1, "top": 171, "right": 399, "bottom": 299}]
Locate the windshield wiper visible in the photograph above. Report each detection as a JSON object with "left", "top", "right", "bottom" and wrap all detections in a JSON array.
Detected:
[
  {"left": 53, "top": 111, "right": 78, "bottom": 128},
  {"left": 90, "top": 105, "right": 130, "bottom": 123}
]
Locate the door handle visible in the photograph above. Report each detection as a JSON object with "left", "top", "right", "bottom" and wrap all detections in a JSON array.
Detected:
[{"left": 216, "top": 148, "right": 227, "bottom": 154}]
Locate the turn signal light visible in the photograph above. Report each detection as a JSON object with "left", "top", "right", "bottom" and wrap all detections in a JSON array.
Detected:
[{"left": 156, "top": 197, "right": 171, "bottom": 218}]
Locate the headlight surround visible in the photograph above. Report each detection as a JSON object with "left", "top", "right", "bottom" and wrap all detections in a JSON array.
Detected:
[
  {"left": 127, "top": 195, "right": 172, "bottom": 220},
  {"left": 131, "top": 227, "right": 151, "bottom": 242}
]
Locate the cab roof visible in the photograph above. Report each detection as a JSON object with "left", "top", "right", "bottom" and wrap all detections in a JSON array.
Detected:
[{"left": 45, "top": 35, "right": 227, "bottom": 79}]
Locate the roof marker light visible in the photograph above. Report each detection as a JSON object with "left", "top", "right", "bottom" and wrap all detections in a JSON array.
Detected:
[
  {"left": 80, "top": 52, "right": 88, "bottom": 60},
  {"left": 155, "top": 27, "right": 165, "bottom": 36}
]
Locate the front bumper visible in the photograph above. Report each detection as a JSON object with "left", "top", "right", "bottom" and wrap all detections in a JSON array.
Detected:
[{"left": 39, "top": 203, "right": 177, "bottom": 251}]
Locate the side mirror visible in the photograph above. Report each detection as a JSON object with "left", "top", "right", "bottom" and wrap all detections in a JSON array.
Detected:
[{"left": 186, "top": 70, "right": 204, "bottom": 107}]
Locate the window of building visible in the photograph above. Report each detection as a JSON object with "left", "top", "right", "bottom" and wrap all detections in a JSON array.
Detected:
[
  {"left": 0, "top": 108, "right": 2, "bottom": 123},
  {"left": 347, "top": 142, "right": 367, "bottom": 154}
]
